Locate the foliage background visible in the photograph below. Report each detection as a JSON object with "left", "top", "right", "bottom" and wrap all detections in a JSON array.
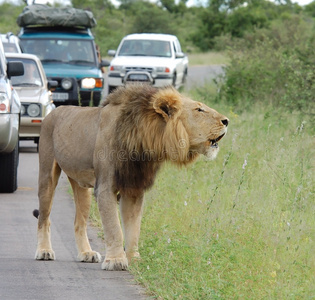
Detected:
[{"left": 1, "top": 0, "right": 315, "bottom": 54}]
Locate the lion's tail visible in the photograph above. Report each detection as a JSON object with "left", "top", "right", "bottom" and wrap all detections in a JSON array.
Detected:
[{"left": 33, "top": 209, "right": 39, "bottom": 219}]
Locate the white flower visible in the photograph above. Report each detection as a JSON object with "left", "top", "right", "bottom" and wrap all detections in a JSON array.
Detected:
[
  {"left": 147, "top": 265, "right": 150, "bottom": 270},
  {"left": 242, "top": 159, "right": 247, "bottom": 170},
  {"left": 167, "top": 238, "right": 171, "bottom": 244},
  {"left": 184, "top": 201, "right": 187, "bottom": 206}
]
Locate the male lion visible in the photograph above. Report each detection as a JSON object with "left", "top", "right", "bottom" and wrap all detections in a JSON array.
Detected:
[{"left": 34, "top": 83, "right": 228, "bottom": 271}]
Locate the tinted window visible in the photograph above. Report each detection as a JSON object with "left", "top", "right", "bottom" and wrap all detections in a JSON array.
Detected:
[
  {"left": 118, "top": 40, "right": 172, "bottom": 58},
  {"left": 20, "top": 39, "right": 97, "bottom": 65},
  {"left": 7, "top": 58, "right": 42, "bottom": 87}
]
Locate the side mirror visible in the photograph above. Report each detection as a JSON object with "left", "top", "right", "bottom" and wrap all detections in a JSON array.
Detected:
[
  {"left": 175, "top": 52, "right": 185, "bottom": 59},
  {"left": 7, "top": 61, "right": 24, "bottom": 79},
  {"left": 107, "top": 50, "right": 116, "bottom": 57},
  {"left": 48, "top": 80, "right": 58, "bottom": 91},
  {"left": 100, "top": 59, "right": 110, "bottom": 68}
]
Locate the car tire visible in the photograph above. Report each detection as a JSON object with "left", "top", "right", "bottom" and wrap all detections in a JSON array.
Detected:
[
  {"left": 0, "top": 142, "right": 19, "bottom": 193},
  {"left": 182, "top": 68, "right": 187, "bottom": 84},
  {"left": 172, "top": 73, "right": 177, "bottom": 88},
  {"left": 108, "top": 85, "right": 117, "bottom": 94}
]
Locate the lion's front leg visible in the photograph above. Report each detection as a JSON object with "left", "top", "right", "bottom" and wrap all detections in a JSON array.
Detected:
[
  {"left": 120, "top": 190, "right": 144, "bottom": 264},
  {"left": 96, "top": 186, "right": 128, "bottom": 271}
]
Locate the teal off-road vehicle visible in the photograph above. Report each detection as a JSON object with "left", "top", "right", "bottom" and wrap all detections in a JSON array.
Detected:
[{"left": 17, "top": 5, "right": 109, "bottom": 106}]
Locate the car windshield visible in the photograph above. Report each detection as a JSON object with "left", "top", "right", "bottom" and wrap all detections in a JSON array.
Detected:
[
  {"left": 8, "top": 58, "right": 43, "bottom": 87},
  {"left": 118, "top": 40, "right": 172, "bottom": 58},
  {"left": 20, "top": 38, "right": 97, "bottom": 65}
]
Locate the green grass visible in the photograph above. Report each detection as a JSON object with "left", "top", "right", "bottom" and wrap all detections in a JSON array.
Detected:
[{"left": 89, "top": 90, "right": 314, "bottom": 299}]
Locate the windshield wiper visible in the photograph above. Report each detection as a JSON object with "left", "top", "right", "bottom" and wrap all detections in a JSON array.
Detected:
[
  {"left": 68, "top": 60, "right": 93, "bottom": 65},
  {"left": 41, "top": 59, "right": 64, "bottom": 63},
  {"left": 13, "top": 83, "right": 40, "bottom": 87}
]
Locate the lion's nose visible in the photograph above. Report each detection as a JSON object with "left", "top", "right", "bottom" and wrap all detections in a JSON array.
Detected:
[{"left": 221, "top": 119, "right": 229, "bottom": 127}]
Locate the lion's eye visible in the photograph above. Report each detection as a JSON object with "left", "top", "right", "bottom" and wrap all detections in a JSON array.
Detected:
[{"left": 196, "top": 107, "right": 204, "bottom": 112}]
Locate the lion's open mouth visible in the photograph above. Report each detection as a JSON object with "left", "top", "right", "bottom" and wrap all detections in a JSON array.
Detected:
[{"left": 209, "top": 133, "right": 225, "bottom": 148}]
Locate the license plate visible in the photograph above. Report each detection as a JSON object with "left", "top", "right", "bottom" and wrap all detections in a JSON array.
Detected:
[
  {"left": 128, "top": 74, "right": 149, "bottom": 81},
  {"left": 52, "top": 93, "right": 69, "bottom": 101}
]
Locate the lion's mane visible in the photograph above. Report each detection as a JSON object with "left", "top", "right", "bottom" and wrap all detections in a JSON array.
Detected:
[{"left": 101, "top": 84, "right": 198, "bottom": 191}]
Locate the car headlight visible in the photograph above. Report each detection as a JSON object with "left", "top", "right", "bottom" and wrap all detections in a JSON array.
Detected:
[
  {"left": 27, "top": 104, "right": 41, "bottom": 117},
  {"left": 81, "top": 78, "right": 96, "bottom": 89},
  {"left": 110, "top": 65, "right": 123, "bottom": 72},
  {"left": 61, "top": 78, "right": 73, "bottom": 90},
  {"left": 0, "top": 93, "right": 10, "bottom": 113},
  {"left": 156, "top": 67, "right": 170, "bottom": 73}
]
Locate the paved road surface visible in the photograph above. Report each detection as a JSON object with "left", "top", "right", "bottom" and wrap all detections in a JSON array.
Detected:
[
  {"left": 0, "top": 141, "right": 147, "bottom": 300},
  {"left": 103, "top": 64, "right": 224, "bottom": 95},
  {"left": 185, "top": 65, "right": 224, "bottom": 90}
]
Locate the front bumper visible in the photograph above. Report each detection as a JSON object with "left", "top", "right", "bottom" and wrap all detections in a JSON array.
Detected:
[
  {"left": 19, "top": 117, "right": 44, "bottom": 138},
  {"left": 108, "top": 72, "right": 173, "bottom": 88}
]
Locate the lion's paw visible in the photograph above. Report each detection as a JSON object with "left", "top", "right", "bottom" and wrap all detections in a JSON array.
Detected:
[
  {"left": 126, "top": 251, "right": 141, "bottom": 264},
  {"left": 101, "top": 257, "right": 128, "bottom": 271},
  {"left": 78, "top": 251, "right": 102, "bottom": 263},
  {"left": 35, "top": 249, "right": 55, "bottom": 260}
]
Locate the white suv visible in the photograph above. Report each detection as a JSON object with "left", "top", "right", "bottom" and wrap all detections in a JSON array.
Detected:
[{"left": 107, "top": 33, "right": 188, "bottom": 93}]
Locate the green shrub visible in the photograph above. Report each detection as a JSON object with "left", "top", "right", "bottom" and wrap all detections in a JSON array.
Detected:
[{"left": 217, "top": 16, "right": 315, "bottom": 115}]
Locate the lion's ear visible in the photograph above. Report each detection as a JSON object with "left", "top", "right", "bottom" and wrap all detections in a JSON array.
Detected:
[{"left": 152, "top": 88, "right": 182, "bottom": 121}]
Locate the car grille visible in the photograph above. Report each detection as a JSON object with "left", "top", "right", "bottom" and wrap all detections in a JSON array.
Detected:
[{"left": 125, "top": 67, "right": 153, "bottom": 74}]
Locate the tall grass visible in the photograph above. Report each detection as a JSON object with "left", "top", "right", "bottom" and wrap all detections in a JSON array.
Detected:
[{"left": 89, "top": 86, "right": 314, "bottom": 298}]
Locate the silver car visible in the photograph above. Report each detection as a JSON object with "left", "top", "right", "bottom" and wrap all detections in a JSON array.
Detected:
[
  {"left": 6, "top": 53, "right": 57, "bottom": 146},
  {"left": 0, "top": 39, "right": 24, "bottom": 193}
]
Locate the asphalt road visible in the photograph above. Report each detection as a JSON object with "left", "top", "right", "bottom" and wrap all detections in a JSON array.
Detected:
[
  {"left": 185, "top": 64, "right": 224, "bottom": 90},
  {"left": 0, "top": 141, "right": 147, "bottom": 300},
  {"left": 0, "top": 65, "right": 223, "bottom": 300},
  {"left": 103, "top": 64, "right": 225, "bottom": 95}
]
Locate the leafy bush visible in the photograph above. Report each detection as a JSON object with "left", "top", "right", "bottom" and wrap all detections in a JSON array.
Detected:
[{"left": 216, "top": 16, "right": 315, "bottom": 115}]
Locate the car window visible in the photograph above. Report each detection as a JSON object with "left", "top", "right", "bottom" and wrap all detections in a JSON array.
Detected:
[
  {"left": 20, "top": 39, "right": 97, "bottom": 65},
  {"left": 118, "top": 40, "right": 172, "bottom": 58},
  {"left": 8, "top": 58, "right": 42, "bottom": 87}
]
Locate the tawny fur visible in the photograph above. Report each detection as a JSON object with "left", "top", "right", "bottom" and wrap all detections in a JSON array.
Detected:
[{"left": 34, "top": 83, "right": 229, "bottom": 271}]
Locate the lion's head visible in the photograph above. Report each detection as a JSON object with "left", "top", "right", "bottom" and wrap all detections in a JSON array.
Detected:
[{"left": 102, "top": 84, "right": 228, "bottom": 191}]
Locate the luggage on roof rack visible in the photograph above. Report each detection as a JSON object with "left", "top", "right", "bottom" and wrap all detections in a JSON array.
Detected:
[{"left": 17, "top": 4, "right": 97, "bottom": 28}]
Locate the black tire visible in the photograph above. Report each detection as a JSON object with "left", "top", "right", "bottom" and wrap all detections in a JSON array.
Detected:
[
  {"left": 108, "top": 85, "right": 117, "bottom": 94},
  {"left": 182, "top": 68, "right": 188, "bottom": 84},
  {"left": 0, "top": 142, "right": 19, "bottom": 193},
  {"left": 172, "top": 73, "right": 177, "bottom": 88}
]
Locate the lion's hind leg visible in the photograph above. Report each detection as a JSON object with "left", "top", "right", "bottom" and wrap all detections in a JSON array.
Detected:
[
  {"left": 35, "top": 160, "right": 61, "bottom": 261},
  {"left": 68, "top": 178, "right": 101, "bottom": 263}
]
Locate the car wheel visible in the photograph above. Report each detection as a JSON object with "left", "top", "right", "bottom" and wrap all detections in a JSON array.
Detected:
[
  {"left": 182, "top": 68, "right": 188, "bottom": 84},
  {"left": 0, "top": 142, "right": 19, "bottom": 193},
  {"left": 172, "top": 73, "right": 177, "bottom": 88},
  {"left": 108, "top": 86, "right": 117, "bottom": 94}
]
